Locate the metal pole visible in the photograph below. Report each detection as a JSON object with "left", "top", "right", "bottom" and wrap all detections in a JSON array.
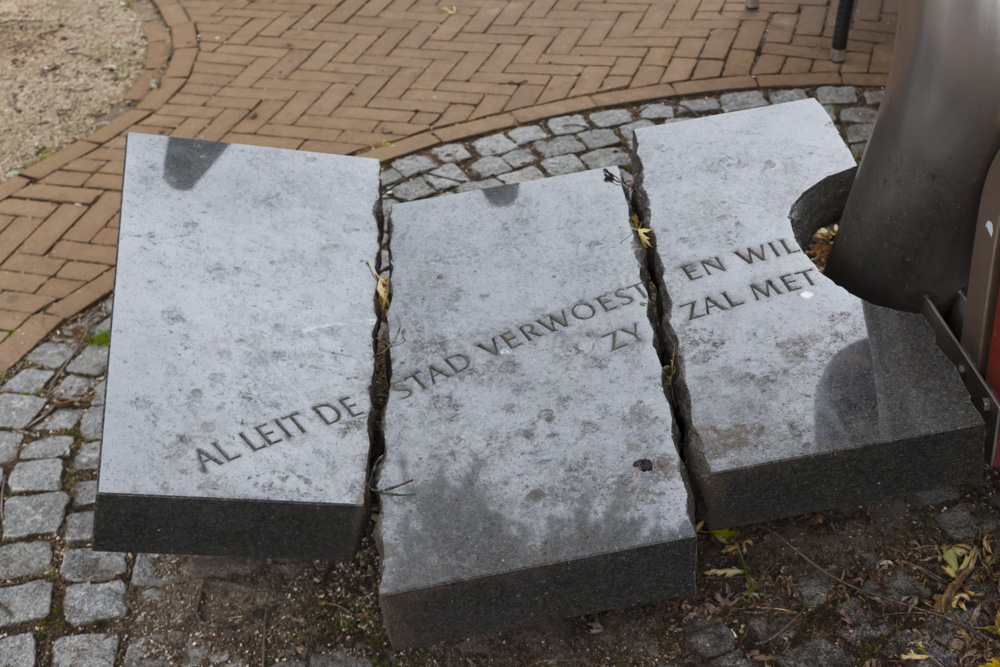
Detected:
[{"left": 830, "top": 0, "right": 856, "bottom": 63}]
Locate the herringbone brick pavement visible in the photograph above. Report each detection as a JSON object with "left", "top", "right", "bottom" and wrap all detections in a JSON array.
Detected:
[{"left": 0, "top": 0, "right": 895, "bottom": 372}]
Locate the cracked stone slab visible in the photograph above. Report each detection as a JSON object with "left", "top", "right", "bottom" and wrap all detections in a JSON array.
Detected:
[
  {"left": 380, "top": 170, "right": 695, "bottom": 648},
  {"left": 0, "top": 580, "right": 52, "bottom": 626},
  {"left": 95, "top": 134, "right": 377, "bottom": 560},
  {"left": 3, "top": 491, "right": 69, "bottom": 539},
  {"left": 634, "top": 99, "right": 983, "bottom": 528}
]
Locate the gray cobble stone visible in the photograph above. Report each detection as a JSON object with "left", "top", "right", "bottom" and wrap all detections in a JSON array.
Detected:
[
  {"left": 310, "top": 651, "right": 372, "bottom": 666},
  {"left": 379, "top": 168, "right": 402, "bottom": 187},
  {"left": 131, "top": 554, "right": 173, "bottom": 588},
  {"left": 430, "top": 143, "right": 472, "bottom": 163},
  {"left": 508, "top": 125, "right": 547, "bottom": 144},
  {"left": 796, "top": 574, "right": 831, "bottom": 608},
  {"left": 9, "top": 459, "right": 63, "bottom": 492},
  {"left": 64, "top": 580, "right": 128, "bottom": 626},
  {"left": 581, "top": 147, "right": 630, "bottom": 169},
  {"left": 3, "top": 491, "right": 69, "bottom": 539},
  {"left": 686, "top": 619, "right": 736, "bottom": 660},
  {"left": 53, "top": 374, "right": 91, "bottom": 400},
  {"left": 424, "top": 173, "right": 461, "bottom": 191},
  {"left": 61, "top": 548, "right": 127, "bottom": 583},
  {"left": 776, "top": 638, "right": 850, "bottom": 667},
  {"left": 711, "top": 652, "right": 753, "bottom": 667},
  {"left": 913, "top": 486, "right": 960, "bottom": 505},
  {"left": 0, "top": 541, "right": 52, "bottom": 579},
  {"left": 540, "top": 154, "right": 585, "bottom": 176},
  {"left": 816, "top": 85, "right": 857, "bottom": 104},
  {"left": 840, "top": 107, "right": 878, "bottom": 124},
  {"left": 3, "top": 368, "right": 53, "bottom": 394},
  {"left": 498, "top": 166, "right": 545, "bottom": 184},
  {"left": 390, "top": 155, "right": 436, "bottom": 178},
  {"left": 123, "top": 636, "right": 171, "bottom": 667},
  {"left": 72, "top": 441, "right": 101, "bottom": 470},
  {"left": 864, "top": 89, "right": 885, "bottom": 106},
  {"left": 0, "top": 394, "right": 46, "bottom": 429},
  {"left": 589, "top": 108, "right": 632, "bottom": 127},
  {"left": 768, "top": 89, "right": 808, "bottom": 105},
  {"left": 472, "top": 134, "right": 517, "bottom": 156},
  {"left": 53, "top": 634, "right": 119, "bottom": 667},
  {"left": 26, "top": 342, "right": 75, "bottom": 369},
  {"left": 547, "top": 114, "right": 588, "bottom": 135},
  {"left": 640, "top": 103, "right": 674, "bottom": 119},
  {"left": 73, "top": 480, "right": 98, "bottom": 507},
  {"left": 469, "top": 156, "right": 511, "bottom": 177},
  {"left": 822, "top": 103, "right": 837, "bottom": 121},
  {"left": 0, "top": 580, "right": 52, "bottom": 626},
  {"left": 41, "top": 408, "right": 80, "bottom": 431},
  {"left": 501, "top": 148, "right": 535, "bottom": 169},
  {"left": 67, "top": 346, "right": 109, "bottom": 377},
  {"left": 681, "top": 97, "right": 721, "bottom": 113},
  {"left": 428, "top": 163, "right": 469, "bottom": 183},
  {"left": 846, "top": 123, "right": 875, "bottom": 144},
  {"left": 455, "top": 178, "right": 502, "bottom": 193},
  {"left": 578, "top": 128, "right": 619, "bottom": 149},
  {"left": 720, "top": 90, "right": 768, "bottom": 112},
  {"left": 66, "top": 512, "right": 95, "bottom": 543},
  {"left": 619, "top": 119, "right": 655, "bottom": 138},
  {"left": 20, "top": 435, "right": 73, "bottom": 460},
  {"left": 92, "top": 380, "right": 106, "bottom": 406},
  {"left": 0, "top": 431, "right": 21, "bottom": 464},
  {"left": 391, "top": 177, "right": 434, "bottom": 201},
  {"left": 533, "top": 135, "right": 585, "bottom": 158},
  {"left": 936, "top": 503, "right": 987, "bottom": 541},
  {"left": 0, "top": 633, "right": 35, "bottom": 667}
]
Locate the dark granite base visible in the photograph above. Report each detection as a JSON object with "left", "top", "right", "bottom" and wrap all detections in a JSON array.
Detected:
[
  {"left": 692, "top": 424, "right": 982, "bottom": 529},
  {"left": 94, "top": 493, "right": 367, "bottom": 560},
  {"left": 380, "top": 537, "right": 695, "bottom": 649}
]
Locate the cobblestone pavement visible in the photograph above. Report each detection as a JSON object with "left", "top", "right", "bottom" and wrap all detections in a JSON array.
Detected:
[
  {"left": 0, "top": 0, "right": 896, "bottom": 373},
  {"left": 2, "top": 86, "right": 1000, "bottom": 666}
]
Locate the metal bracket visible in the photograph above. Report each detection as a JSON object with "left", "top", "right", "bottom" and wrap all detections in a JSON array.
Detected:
[{"left": 922, "top": 295, "right": 1000, "bottom": 465}]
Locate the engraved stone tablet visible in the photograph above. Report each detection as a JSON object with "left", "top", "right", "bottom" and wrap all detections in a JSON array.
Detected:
[
  {"left": 634, "top": 99, "right": 983, "bottom": 528},
  {"left": 377, "top": 170, "right": 695, "bottom": 648},
  {"left": 95, "top": 134, "right": 379, "bottom": 559}
]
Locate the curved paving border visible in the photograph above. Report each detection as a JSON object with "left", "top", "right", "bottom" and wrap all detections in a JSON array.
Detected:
[{"left": 0, "top": 0, "right": 894, "bottom": 374}]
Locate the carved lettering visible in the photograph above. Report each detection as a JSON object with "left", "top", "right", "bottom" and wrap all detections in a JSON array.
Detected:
[
  {"left": 536, "top": 310, "right": 569, "bottom": 332},
  {"left": 750, "top": 280, "right": 784, "bottom": 300},
  {"left": 475, "top": 338, "right": 502, "bottom": 356},
  {"left": 428, "top": 364, "right": 451, "bottom": 384},
  {"left": 796, "top": 268, "right": 816, "bottom": 285},
  {"left": 734, "top": 245, "right": 767, "bottom": 264},
  {"left": 681, "top": 263, "right": 702, "bottom": 280},
  {"left": 239, "top": 431, "right": 267, "bottom": 451},
  {"left": 702, "top": 256, "right": 726, "bottom": 274},
  {"left": 211, "top": 440, "right": 240, "bottom": 461},
  {"left": 722, "top": 291, "right": 745, "bottom": 308},
  {"left": 518, "top": 323, "right": 543, "bottom": 340},
  {"left": 283, "top": 412, "right": 306, "bottom": 433},
  {"left": 704, "top": 296, "right": 727, "bottom": 315},
  {"left": 571, "top": 302, "right": 595, "bottom": 320},
  {"left": 779, "top": 273, "right": 801, "bottom": 292},
  {"left": 197, "top": 448, "right": 224, "bottom": 472},
  {"left": 256, "top": 423, "right": 282, "bottom": 445},
  {"left": 500, "top": 330, "right": 522, "bottom": 349},
  {"left": 390, "top": 381, "right": 413, "bottom": 399},
  {"left": 274, "top": 418, "right": 293, "bottom": 438},
  {"left": 312, "top": 403, "right": 342, "bottom": 425},
  {"left": 338, "top": 396, "right": 364, "bottom": 418},
  {"left": 680, "top": 300, "right": 704, "bottom": 321},
  {"left": 444, "top": 354, "right": 470, "bottom": 373},
  {"left": 596, "top": 293, "right": 619, "bottom": 312},
  {"left": 614, "top": 287, "right": 635, "bottom": 306},
  {"left": 780, "top": 238, "right": 802, "bottom": 255}
]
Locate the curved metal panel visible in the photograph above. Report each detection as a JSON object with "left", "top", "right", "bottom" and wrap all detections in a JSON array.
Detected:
[{"left": 826, "top": 0, "right": 1000, "bottom": 313}]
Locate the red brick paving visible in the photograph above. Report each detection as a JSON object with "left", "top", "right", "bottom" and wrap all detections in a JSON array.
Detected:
[{"left": 0, "top": 0, "right": 896, "bottom": 372}]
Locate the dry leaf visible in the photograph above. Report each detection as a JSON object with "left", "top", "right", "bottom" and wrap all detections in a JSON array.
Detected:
[
  {"left": 629, "top": 213, "right": 653, "bottom": 249},
  {"left": 705, "top": 568, "right": 743, "bottom": 578},
  {"left": 440, "top": 5, "right": 457, "bottom": 14},
  {"left": 900, "top": 651, "right": 930, "bottom": 660}
]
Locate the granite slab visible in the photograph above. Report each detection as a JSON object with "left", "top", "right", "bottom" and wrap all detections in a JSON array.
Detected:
[
  {"left": 94, "top": 134, "right": 380, "bottom": 559},
  {"left": 378, "top": 170, "right": 695, "bottom": 648},
  {"left": 633, "top": 99, "right": 984, "bottom": 528}
]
